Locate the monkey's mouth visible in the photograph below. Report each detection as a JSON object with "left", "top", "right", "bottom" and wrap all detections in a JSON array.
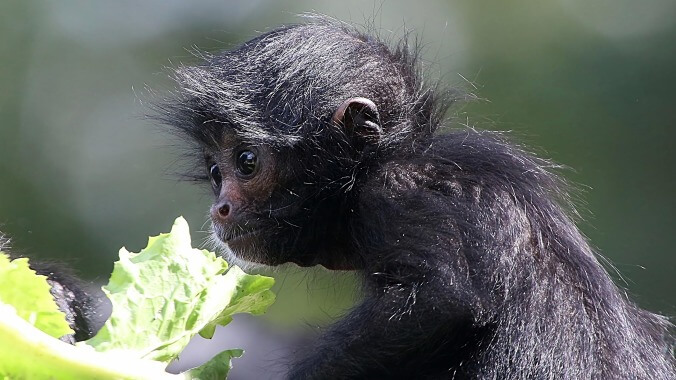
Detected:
[{"left": 222, "top": 228, "right": 262, "bottom": 246}]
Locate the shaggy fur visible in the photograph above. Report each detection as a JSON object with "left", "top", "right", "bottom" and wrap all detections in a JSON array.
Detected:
[{"left": 157, "top": 18, "right": 674, "bottom": 379}]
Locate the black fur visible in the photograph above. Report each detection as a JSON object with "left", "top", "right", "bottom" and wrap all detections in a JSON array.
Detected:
[
  {"left": 28, "top": 261, "right": 105, "bottom": 343},
  {"left": 157, "top": 18, "right": 674, "bottom": 379},
  {"left": 0, "top": 234, "right": 103, "bottom": 344}
]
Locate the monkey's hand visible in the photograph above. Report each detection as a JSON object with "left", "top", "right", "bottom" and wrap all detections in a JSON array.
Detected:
[{"left": 29, "top": 262, "right": 107, "bottom": 344}]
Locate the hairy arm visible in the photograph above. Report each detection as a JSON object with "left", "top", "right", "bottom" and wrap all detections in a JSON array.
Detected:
[{"left": 288, "top": 265, "right": 480, "bottom": 379}]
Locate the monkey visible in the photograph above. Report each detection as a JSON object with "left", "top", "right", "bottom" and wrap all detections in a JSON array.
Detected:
[
  {"left": 153, "top": 18, "right": 674, "bottom": 379},
  {"left": 3, "top": 17, "right": 671, "bottom": 379}
]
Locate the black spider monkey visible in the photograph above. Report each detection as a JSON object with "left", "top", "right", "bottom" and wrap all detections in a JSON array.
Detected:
[
  {"left": 154, "top": 19, "right": 674, "bottom": 379},
  {"left": 7, "top": 18, "right": 674, "bottom": 378}
]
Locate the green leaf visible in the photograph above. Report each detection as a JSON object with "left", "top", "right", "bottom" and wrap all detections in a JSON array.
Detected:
[
  {"left": 84, "top": 217, "right": 276, "bottom": 364},
  {"left": 0, "top": 217, "right": 274, "bottom": 379},
  {"left": 0, "top": 252, "right": 73, "bottom": 338},
  {"left": 0, "top": 304, "right": 182, "bottom": 379},
  {"left": 187, "top": 349, "right": 243, "bottom": 380}
]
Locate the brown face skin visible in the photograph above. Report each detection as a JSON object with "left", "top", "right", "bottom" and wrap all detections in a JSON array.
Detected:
[
  {"left": 205, "top": 132, "right": 358, "bottom": 270},
  {"left": 205, "top": 133, "right": 282, "bottom": 266}
]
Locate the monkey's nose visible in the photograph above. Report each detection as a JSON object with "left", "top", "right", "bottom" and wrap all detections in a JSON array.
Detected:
[{"left": 211, "top": 201, "right": 231, "bottom": 222}]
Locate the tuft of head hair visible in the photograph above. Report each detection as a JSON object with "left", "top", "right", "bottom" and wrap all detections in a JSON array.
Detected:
[{"left": 153, "top": 17, "right": 462, "bottom": 160}]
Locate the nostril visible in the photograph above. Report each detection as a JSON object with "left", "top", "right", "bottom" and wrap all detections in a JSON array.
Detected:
[
  {"left": 218, "top": 203, "right": 230, "bottom": 219},
  {"left": 211, "top": 201, "right": 232, "bottom": 222}
]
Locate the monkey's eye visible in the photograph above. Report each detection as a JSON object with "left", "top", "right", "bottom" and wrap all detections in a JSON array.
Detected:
[
  {"left": 208, "top": 163, "right": 222, "bottom": 192},
  {"left": 236, "top": 150, "right": 258, "bottom": 178}
]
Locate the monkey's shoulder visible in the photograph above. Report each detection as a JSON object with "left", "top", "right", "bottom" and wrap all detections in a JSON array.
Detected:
[
  {"left": 364, "top": 129, "right": 559, "bottom": 214},
  {"left": 367, "top": 157, "right": 483, "bottom": 203}
]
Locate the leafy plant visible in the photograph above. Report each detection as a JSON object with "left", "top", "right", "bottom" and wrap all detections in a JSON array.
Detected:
[{"left": 0, "top": 217, "right": 275, "bottom": 379}]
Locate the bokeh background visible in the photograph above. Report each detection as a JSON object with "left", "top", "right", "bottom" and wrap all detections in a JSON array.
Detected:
[{"left": 1, "top": 1, "right": 674, "bottom": 378}]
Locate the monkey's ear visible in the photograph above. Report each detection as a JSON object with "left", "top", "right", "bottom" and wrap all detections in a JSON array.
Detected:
[{"left": 332, "top": 97, "right": 382, "bottom": 141}]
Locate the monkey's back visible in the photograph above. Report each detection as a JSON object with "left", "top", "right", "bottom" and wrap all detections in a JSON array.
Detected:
[{"left": 354, "top": 130, "right": 675, "bottom": 379}]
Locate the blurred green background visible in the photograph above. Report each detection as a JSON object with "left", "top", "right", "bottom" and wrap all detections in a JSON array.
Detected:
[{"left": 1, "top": 0, "right": 674, "bottom": 330}]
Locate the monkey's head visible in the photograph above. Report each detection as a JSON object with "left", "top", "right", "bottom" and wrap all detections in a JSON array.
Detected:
[{"left": 158, "top": 20, "right": 446, "bottom": 269}]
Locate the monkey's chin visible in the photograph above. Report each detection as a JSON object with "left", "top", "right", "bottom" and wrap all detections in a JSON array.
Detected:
[
  {"left": 211, "top": 232, "right": 280, "bottom": 270},
  {"left": 216, "top": 243, "right": 269, "bottom": 271},
  {"left": 211, "top": 230, "right": 355, "bottom": 270}
]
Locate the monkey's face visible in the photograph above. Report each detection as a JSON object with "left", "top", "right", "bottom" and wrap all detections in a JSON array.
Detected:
[
  {"left": 200, "top": 95, "right": 384, "bottom": 270},
  {"left": 204, "top": 136, "right": 280, "bottom": 266},
  {"left": 204, "top": 134, "right": 355, "bottom": 270}
]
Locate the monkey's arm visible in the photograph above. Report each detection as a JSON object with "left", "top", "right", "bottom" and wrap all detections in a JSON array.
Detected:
[
  {"left": 28, "top": 262, "right": 106, "bottom": 343},
  {"left": 1, "top": 233, "right": 105, "bottom": 343},
  {"left": 288, "top": 272, "right": 479, "bottom": 379}
]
